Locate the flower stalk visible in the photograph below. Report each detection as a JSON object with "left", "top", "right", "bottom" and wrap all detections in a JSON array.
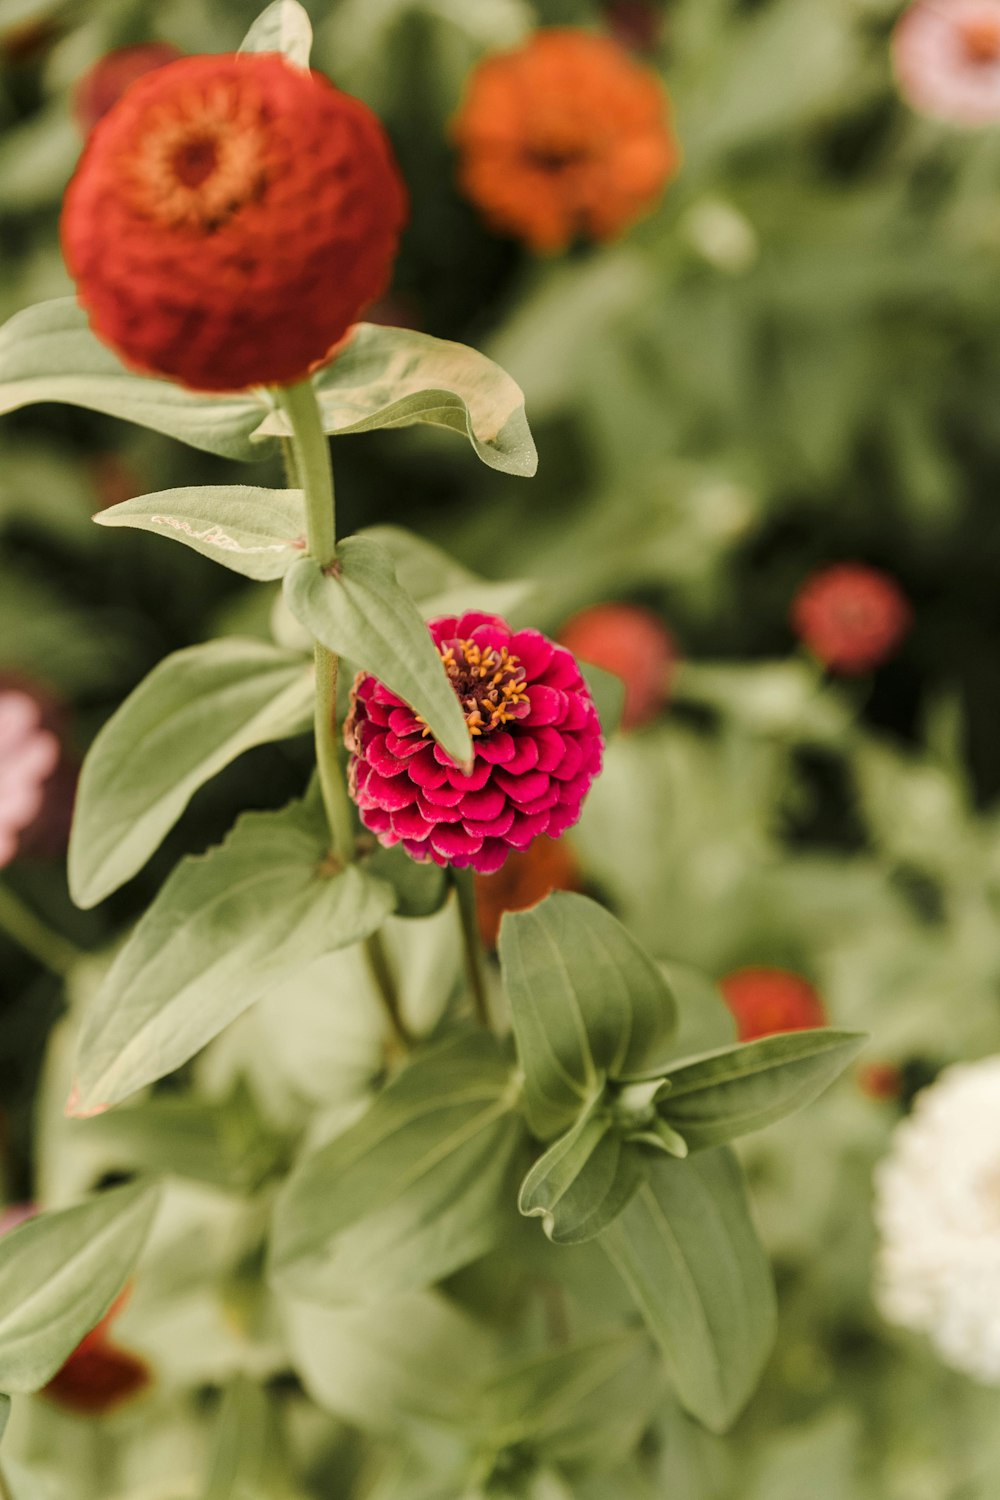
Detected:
[
  {"left": 453, "top": 867, "right": 490, "bottom": 1028},
  {"left": 276, "top": 378, "right": 355, "bottom": 867},
  {"left": 0, "top": 883, "right": 80, "bottom": 978}
]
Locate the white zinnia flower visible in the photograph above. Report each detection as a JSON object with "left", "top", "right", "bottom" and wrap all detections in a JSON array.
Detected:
[{"left": 874, "top": 1056, "right": 1000, "bottom": 1382}]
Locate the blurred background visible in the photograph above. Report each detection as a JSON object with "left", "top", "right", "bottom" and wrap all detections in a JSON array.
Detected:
[{"left": 3, "top": 0, "right": 1000, "bottom": 1495}]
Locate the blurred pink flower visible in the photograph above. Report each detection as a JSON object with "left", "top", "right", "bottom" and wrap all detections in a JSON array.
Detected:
[
  {"left": 346, "top": 612, "right": 603, "bottom": 873},
  {"left": 0, "top": 689, "right": 60, "bottom": 868},
  {"left": 893, "top": 0, "right": 1000, "bottom": 125}
]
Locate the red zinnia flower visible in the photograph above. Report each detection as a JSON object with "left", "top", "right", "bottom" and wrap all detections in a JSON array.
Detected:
[
  {"left": 451, "top": 28, "right": 679, "bottom": 253},
  {"left": 893, "top": 0, "right": 1000, "bottom": 125},
  {"left": 719, "top": 967, "right": 827, "bottom": 1042},
  {"left": 61, "top": 53, "right": 407, "bottom": 392},
  {"left": 791, "top": 563, "right": 911, "bottom": 675},
  {"left": 345, "top": 612, "right": 603, "bottom": 874},
  {"left": 73, "top": 43, "right": 183, "bottom": 133},
  {"left": 558, "top": 602, "right": 676, "bottom": 731},
  {"left": 0, "top": 685, "right": 61, "bottom": 868},
  {"left": 474, "top": 835, "right": 582, "bottom": 948}
]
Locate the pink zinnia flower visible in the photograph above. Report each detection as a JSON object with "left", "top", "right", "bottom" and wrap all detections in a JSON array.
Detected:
[
  {"left": 0, "top": 688, "right": 60, "bottom": 868},
  {"left": 893, "top": 0, "right": 1000, "bottom": 126},
  {"left": 558, "top": 602, "right": 677, "bottom": 731},
  {"left": 345, "top": 612, "right": 603, "bottom": 874},
  {"left": 791, "top": 563, "right": 911, "bottom": 675}
]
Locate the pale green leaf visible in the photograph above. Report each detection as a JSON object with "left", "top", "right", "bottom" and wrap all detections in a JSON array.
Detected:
[
  {"left": 70, "top": 798, "right": 395, "bottom": 1114},
  {"left": 69, "top": 639, "right": 314, "bottom": 908},
  {"left": 0, "top": 1393, "right": 8, "bottom": 1444},
  {"left": 270, "top": 1028, "right": 520, "bottom": 1302},
  {"left": 283, "top": 1289, "right": 496, "bottom": 1432},
  {"left": 472, "top": 1332, "right": 665, "bottom": 1471},
  {"left": 0, "top": 300, "right": 266, "bottom": 461},
  {"left": 0, "top": 1180, "right": 161, "bottom": 1392},
  {"left": 658, "top": 1030, "right": 866, "bottom": 1149},
  {"left": 94, "top": 486, "right": 308, "bottom": 581},
  {"left": 518, "top": 1107, "right": 644, "bottom": 1245},
  {"left": 254, "top": 324, "right": 537, "bottom": 476},
  {"left": 201, "top": 1376, "right": 301, "bottom": 1500},
  {"left": 358, "top": 524, "right": 533, "bottom": 621},
  {"left": 603, "top": 1149, "right": 775, "bottom": 1432},
  {"left": 283, "top": 535, "right": 472, "bottom": 767},
  {"left": 239, "top": 0, "right": 313, "bottom": 65},
  {"left": 498, "top": 893, "right": 678, "bottom": 1139}
]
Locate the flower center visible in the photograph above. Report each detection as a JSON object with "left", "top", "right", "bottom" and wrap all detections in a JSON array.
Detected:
[
  {"left": 961, "top": 17, "right": 1000, "bottom": 64},
  {"left": 437, "top": 637, "right": 531, "bottom": 737},
  {"left": 124, "top": 83, "right": 270, "bottom": 230}
]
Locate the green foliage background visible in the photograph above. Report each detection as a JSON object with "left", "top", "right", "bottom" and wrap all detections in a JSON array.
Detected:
[{"left": 3, "top": 0, "right": 1000, "bottom": 1495}]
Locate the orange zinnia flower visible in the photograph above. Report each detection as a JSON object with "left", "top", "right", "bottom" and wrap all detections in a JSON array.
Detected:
[
  {"left": 474, "top": 834, "right": 582, "bottom": 948},
  {"left": 61, "top": 53, "right": 407, "bottom": 392},
  {"left": 719, "top": 967, "right": 827, "bottom": 1042},
  {"left": 452, "top": 28, "right": 680, "bottom": 253}
]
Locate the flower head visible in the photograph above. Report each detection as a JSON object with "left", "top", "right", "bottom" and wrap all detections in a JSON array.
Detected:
[
  {"left": 874, "top": 1056, "right": 1000, "bottom": 1381},
  {"left": 61, "top": 52, "right": 407, "bottom": 392},
  {"left": 345, "top": 612, "right": 603, "bottom": 873},
  {"left": 451, "top": 28, "right": 679, "bottom": 253},
  {"left": 475, "top": 835, "right": 582, "bottom": 948},
  {"left": 73, "top": 42, "right": 183, "bottom": 133},
  {"left": 791, "top": 563, "right": 911, "bottom": 675},
  {"left": 893, "top": 0, "right": 1000, "bottom": 125},
  {"left": 719, "top": 967, "right": 827, "bottom": 1042},
  {"left": 558, "top": 602, "right": 676, "bottom": 731},
  {"left": 0, "top": 685, "right": 61, "bottom": 868}
]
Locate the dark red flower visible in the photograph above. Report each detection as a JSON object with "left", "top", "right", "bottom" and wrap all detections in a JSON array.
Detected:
[
  {"left": 61, "top": 53, "right": 407, "bottom": 392},
  {"left": 452, "top": 28, "right": 679, "bottom": 253},
  {"left": 604, "top": 1, "right": 663, "bottom": 54},
  {"left": 791, "top": 564, "right": 911, "bottom": 675},
  {"left": 475, "top": 834, "right": 582, "bottom": 948},
  {"left": 43, "top": 1290, "right": 151, "bottom": 1416},
  {"left": 345, "top": 612, "right": 603, "bottom": 874},
  {"left": 73, "top": 43, "right": 183, "bottom": 133},
  {"left": 719, "top": 967, "right": 827, "bottom": 1042},
  {"left": 558, "top": 602, "right": 676, "bottom": 731}
]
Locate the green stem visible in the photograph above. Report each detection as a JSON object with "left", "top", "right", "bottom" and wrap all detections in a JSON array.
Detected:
[
  {"left": 0, "top": 883, "right": 80, "bottom": 978},
  {"left": 364, "top": 930, "right": 413, "bottom": 1055},
  {"left": 452, "top": 868, "right": 490, "bottom": 1028},
  {"left": 276, "top": 379, "right": 354, "bottom": 864}
]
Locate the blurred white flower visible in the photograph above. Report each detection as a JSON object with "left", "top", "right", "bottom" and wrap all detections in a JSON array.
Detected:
[
  {"left": 874, "top": 1055, "right": 1000, "bottom": 1381},
  {"left": 0, "top": 689, "right": 59, "bottom": 867}
]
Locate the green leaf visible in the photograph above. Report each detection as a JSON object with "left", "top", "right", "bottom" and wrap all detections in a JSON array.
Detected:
[
  {"left": 473, "top": 1332, "right": 665, "bottom": 1473},
  {"left": 602, "top": 1149, "right": 775, "bottom": 1432},
  {"left": 0, "top": 1393, "right": 8, "bottom": 1444},
  {"left": 0, "top": 1180, "right": 161, "bottom": 1393},
  {"left": 358, "top": 524, "right": 533, "bottom": 621},
  {"left": 498, "top": 892, "right": 678, "bottom": 1140},
  {"left": 0, "top": 300, "right": 266, "bottom": 462},
  {"left": 580, "top": 663, "right": 626, "bottom": 740},
  {"left": 69, "top": 639, "right": 314, "bottom": 908},
  {"left": 366, "top": 842, "right": 450, "bottom": 917},
  {"left": 69, "top": 797, "right": 395, "bottom": 1114},
  {"left": 657, "top": 1030, "right": 866, "bottom": 1150},
  {"left": 94, "top": 487, "right": 308, "bottom": 581},
  {"left": 283, "top": 1288, "right": 496, "bottom": 1432},
  {"left": 78, "top": 1081, "right": 285, "bottom": 1193},
  {"left": 518, "top": 1107, "right": 645, "bottom": 1245},
  {"left": 283, "top": 535, "right": 472, "bottom": 768},
  {"left": 239, "top": 0, "right": 313, "bottom": 65},
  {"left": 254, "top": 324, "right": 537, "bottom": 476},
  {"left": 270, "top": 1028, "right": 520, "bottom": 1302},
  {"left": 201, "top": 1376, "right": 301, "bottom": 1500}
]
